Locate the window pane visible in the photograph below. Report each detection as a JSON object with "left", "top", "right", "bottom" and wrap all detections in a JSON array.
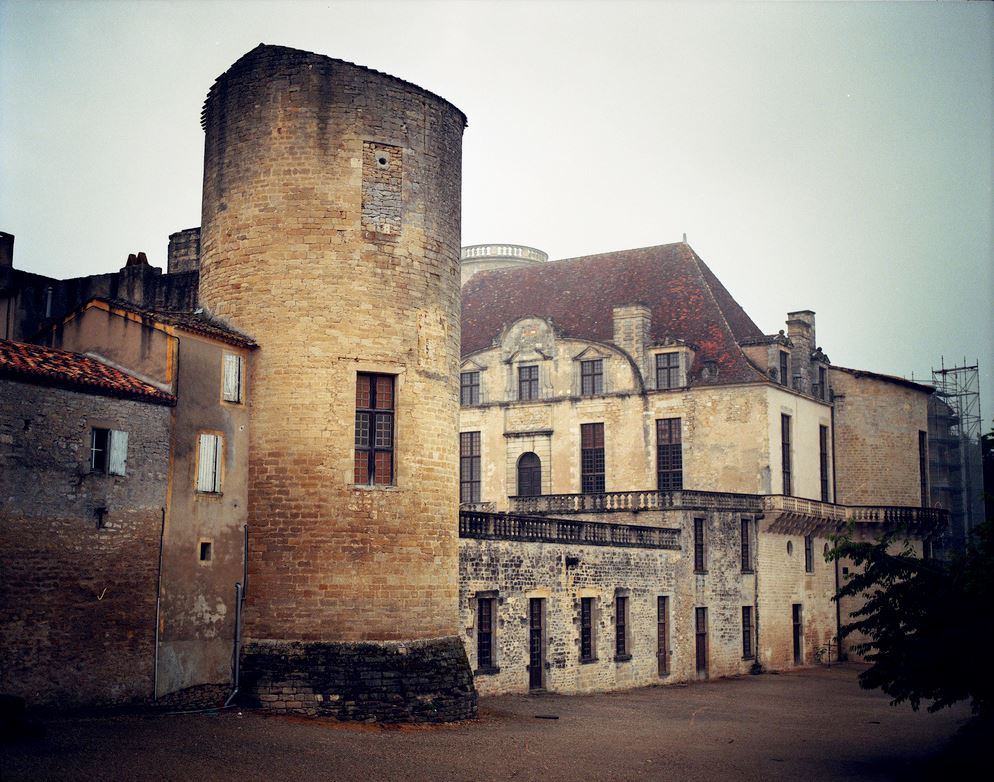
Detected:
[
  {"left": 356, "top": 374, "right": 371, "bottom": 408},
  {"left": 355, "top": 412, "right": 370, "bottom": 447},
  {"left": 375, "top": 376, "right": 394, "bottom": 410},
  {"left": 374, "top": 450, "right": 393, "bottom": 484},
  {"left": 374, "top": 413, "right": 393, "bottom": 448},
  {"left": 354, "top": 452, "right": 369, "bottom": 484}
]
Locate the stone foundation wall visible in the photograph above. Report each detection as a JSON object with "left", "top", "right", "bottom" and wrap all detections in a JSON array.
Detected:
[{"left": 239, "top": 636, "right": 476, "bottom": 723}]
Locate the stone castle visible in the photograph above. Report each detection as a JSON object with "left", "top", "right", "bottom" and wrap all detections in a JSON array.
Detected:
[{"left": 0, "top": 45, "right": 943, "bottom": 719}]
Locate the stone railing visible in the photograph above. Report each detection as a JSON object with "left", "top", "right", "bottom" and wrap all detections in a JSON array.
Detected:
[
  {"left": 509, "top": 490, "right": 763, "bottom": 515},
  {"left": 762, "top": 495, "right": 848, "bottom": 522},
  {"left": 844, "top": 505, "right": 947, "bottom": 526},
  {"left": 459, "top": 501, "right": 496, "bottom": 513},
  {"left": 459, "top": 510, "right": 681, "bottom": 550}
]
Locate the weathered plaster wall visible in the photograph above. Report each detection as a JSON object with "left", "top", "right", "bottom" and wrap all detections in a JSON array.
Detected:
[{"left": 0, "top": 379, "right": 169, "bottom": 707}]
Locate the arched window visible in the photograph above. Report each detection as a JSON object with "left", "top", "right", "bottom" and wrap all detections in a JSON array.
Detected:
[{"left": 517, "top": 452, "right": 542, "bottom": 497}]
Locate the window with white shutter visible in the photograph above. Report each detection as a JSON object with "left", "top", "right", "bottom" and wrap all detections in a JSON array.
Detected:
[
  {"left": 108, "top": 430, "right": 128, "bottom": 476},
  {"left": 196, "top": 433, "right": 223, "bottom": 493},
  {"left": 222, "top": 353, "right": 242, "bottom": 403}
]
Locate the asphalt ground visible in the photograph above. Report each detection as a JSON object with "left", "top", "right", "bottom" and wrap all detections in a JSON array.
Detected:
[{"left": 1, "top": 664, "right": 983, "bottom": 782}]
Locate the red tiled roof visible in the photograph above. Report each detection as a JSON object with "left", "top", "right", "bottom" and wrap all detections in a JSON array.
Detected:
[
  {"left": 0, "top": 339, "right": 176, "bottom": 404},
  {"left": 461, "top": 243, "right": 766, "bottom": 386}
]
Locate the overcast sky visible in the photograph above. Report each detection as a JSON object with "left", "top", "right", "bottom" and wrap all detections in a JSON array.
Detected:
[{"left": 1, "top": 0, "right": 991, "bottom": 415}]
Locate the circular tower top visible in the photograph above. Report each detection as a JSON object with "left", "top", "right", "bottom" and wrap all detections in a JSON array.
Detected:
[{"left": 460, "top": 243, "right": 548, "bottom": 286}]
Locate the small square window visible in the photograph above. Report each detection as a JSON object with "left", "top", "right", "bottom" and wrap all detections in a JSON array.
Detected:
[
  {"left": 199, "top": 541, "right": 213, "bottom": 562},
  {"left": 90, "top": 428, "right": 128, "bottom": 476}
]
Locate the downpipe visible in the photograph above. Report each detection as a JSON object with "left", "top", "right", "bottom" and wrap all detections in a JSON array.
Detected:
[
  {"left": 224, "top": 524, "right": 249, "bottom": 708},
  {"left": 152, "top": 507, "right": 165, "bottom": 701}
]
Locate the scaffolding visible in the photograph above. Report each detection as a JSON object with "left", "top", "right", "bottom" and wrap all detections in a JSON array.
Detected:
[{"left": 929, "top": 360, "right": 984, "bottom": 553}]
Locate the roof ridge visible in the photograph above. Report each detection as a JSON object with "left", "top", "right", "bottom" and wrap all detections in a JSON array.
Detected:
[{"left": 681, "top": 245, "right": 767, "bottom": 383}]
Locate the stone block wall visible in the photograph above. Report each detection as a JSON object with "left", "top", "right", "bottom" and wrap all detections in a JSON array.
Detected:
[
  {"left": 0, "top": 379, "right": 170, "bottom": 707},
  {"left": 459, "top": 510, "right": 762, "bottom": 696}
]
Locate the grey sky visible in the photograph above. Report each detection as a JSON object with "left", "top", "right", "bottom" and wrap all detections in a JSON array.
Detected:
[{"left": 1, "top": 0, "right": 991, "bottom": 414}]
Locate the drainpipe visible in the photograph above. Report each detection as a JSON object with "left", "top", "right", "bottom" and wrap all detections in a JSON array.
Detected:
[
  {"left": 224, "top": 524, "right": 249, "bottom": 708},
  {"left": 830, "top": 401, "right": 844, "bottom": 661},
  {"left": 753, "top": 513, "right": 762, "bottom": 670},
  {"left": 153, "top": 507, "right": 166, "bottom": 700}
]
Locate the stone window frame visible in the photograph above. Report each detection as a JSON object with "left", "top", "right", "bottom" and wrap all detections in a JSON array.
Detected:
[
  {"left": 572, "top": 345, "right": 613, "bottom": 397},
  {"left": 460, "top": 370, "right": 481, "bottom": 406},
  {"left": 656, "top": 417, "right": 683, "bottom": 491},
  {"left": 657, "top": 594, "right": 671, "bottom": 676},
  {"left": 740, "top": 517, "right": 754, "bottom": 573},
  {"left": 198, "top": 537, "right": 214, "bottom": 566},
  {"left": 819, "top": 425, "right": 831, "bottom": 502},
  {"left": 354, "top": 373, "right": 395, "bottom": 487},
  {"left": 473, "top": 590, "right": 500, "bottom": 676},
  {"left": 693, "top": 517, "right": 707, "bottom": 574},
  {"left": 579, "top": 595, "right": 598, "bottom": 664},
  {"left": 580, "top": 422, "right": 606, "bottom": 494},
  {"left": 654, "top": 350, "right": 684, "bottom": 391},
  {"left": 614, "top": 589, "right": 632, "bottom": 662},
  {"left": 579, "top": 358, "right": 604, "bottom": 396},
  {"left": 779, "top": 350, "right": 790, "bottom": 388},
  {"left": 459, "top": 431, "right": 482, "bottom": 504},
  {"left": 781, "top": 413, "right": 792, "bottom": 497},
  {"left": 518, "top": 364, "right": 540, "bottom": 401},
  {"left": 742, "top": 605, "right": 755, "bottom": 660},
  {"left": 804, "top": 534, "right": 815, "bottom": 573}
]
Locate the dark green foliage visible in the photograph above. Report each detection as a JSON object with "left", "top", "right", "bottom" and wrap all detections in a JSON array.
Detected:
[{"left": 830, "top": 518, "right": 994, "bottom": 716}]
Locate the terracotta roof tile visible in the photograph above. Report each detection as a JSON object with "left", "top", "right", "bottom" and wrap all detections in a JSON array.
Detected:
[
  {"left": 461, "top": 243, "right": 766, "bottom": 386},
  {"left": 0, "top": 339, "right": 175, "bottom": 404}
]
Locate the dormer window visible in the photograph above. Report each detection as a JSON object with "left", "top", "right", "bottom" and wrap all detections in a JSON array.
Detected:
[
  {"left": 580, "top": 359, "right": 603, "bottom": 395},
  {"left": 655, "top": 352, "right": 681, "bottom": 390},
  {"left": 460, "top": 371, "right": 480, "bottom": 405}
]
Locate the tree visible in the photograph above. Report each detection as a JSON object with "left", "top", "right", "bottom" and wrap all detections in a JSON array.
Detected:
[{"left": 830, "top": 517, "right": 994, "bottom": 716}]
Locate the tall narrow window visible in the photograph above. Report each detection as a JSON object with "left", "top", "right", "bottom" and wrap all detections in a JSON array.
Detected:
[
  {"left": 90, "top": 428, "right": 109, "bottom": 473},
  {"left": 518, "top": 365, "right": 539, "bottom": 401},
  {"left": 657, "top": 596, "right": 670, "bottom": 676},
  {"left": 222, "top": 352, "right": 243, "bottom": 403},
  {"left": 742, "top": 606, "right": 754, "bottom": 659},
  {"left": 196, "top": 433, "right": 222, "bottom": 493},
  {"left": 460, "top": 371, "right": 480, "bottom": 406},
  {"left": 355, "top": 373, "right": 394, "bottom": 486},
  {"left": 477, "top": 596, "right": 495, "bottom": 670},
  {"left": 804, "top": 534, "right": 814, "bottom": 573},
  {"left": 818, "top": 365, "right": 828, "bottom": 400},
  {"left": 580, "top": 359, "right": 603, "bottom": 395},
  {"left": 918, "top": 431, "right": 928, "bottom": 506},
  {"left": 655, "top": 352, "right": 680, "bottom": 390},
  {"left": 819, "top": 425, "right": 830, "bottom": 502},
  {"left": 656, "top": 417, "right": 683, "bottom": 490},
  {"left": 580, "top": 423, "right": 605, "bottom": 494},
  {"left": 516, "top": 452, "right": 542, "bottom": 497},
  {"left": 694, "top": 517, "right": 706, "bottom": 573},
  {"left": 779, "top": 352, "right": 789, "bottom": 386},
  {"left": 460, "top": 432, "right": 481, "bottom": 503},
  {"left": 695, "top": 607, "right": 708, "bottom": 677},
  {"left": 615, "top": 595, "right": 629, "bottom": 659},
  {"left": 781, "top": 414, "right": 792, "bottom": 496},
  {"left": 580, "top": 597, "right": 595, "bottom": 663},
  {"left": 792, "top": 604, "right": 803, "bottom": 664},
  {"left": 740, "top": 518, "right": 753, "bottom": 572}
]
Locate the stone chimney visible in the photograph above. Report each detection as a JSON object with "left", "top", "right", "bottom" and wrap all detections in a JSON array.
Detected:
[
  {"left": 0, "top": 232, "right": 13, "bottom": 269},
  {"left": 167, "top": 227, "right": 201, "bottom": 274},
  {"left": 786, "top": 310, "right": 815, "bottom": 393},
  {"left": 613, "top": 304, "right": 652, "bottom": 383}
]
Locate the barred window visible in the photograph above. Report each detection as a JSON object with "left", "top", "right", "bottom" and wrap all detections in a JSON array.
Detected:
[
  {"left": 694, "top": 517, "right": 706, "bottom": 573},
  {"left": 742, "top": 606, "right": 754, "bottom": 659},
  {"left": 355, "top": 373, "right": 394, "bottom": 486},
  {"left": 656, "top": 418, "right": 682, "bottom": 490},
  {"left": 460, "top": 371, "right": 480, "bottom": 406},
  {"left": 580, "top": 597, "right": 595, "bottom": 663},
  {"left": 615, "top": 595, "right": 629, "bottom": 658},
  {"left": 820, "top": 425, "right": 830, "bottom": 502},
  {"left": 460, "top": 432, "right": 481, "bottom": 503},
  {"left": 655, "top": 352, "right": 681, "bottom": 390},
  {"left": 477, "top": 596, "right": 495, "bottom": 670},
  {"left": 657, "top": 595, "right": 670, "bottom": 676},
  {"left": 518, "top": 365, "right": 539, "bottom": 401},
  {"left": 580, "top": 359, "right": 603, "bottom": 395},
  {"left": 580, "top": 423, "right": 605, "bottom": 494}
]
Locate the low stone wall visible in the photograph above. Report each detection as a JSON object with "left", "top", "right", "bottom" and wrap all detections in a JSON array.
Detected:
[{"left": 239, "top": 636, "right": 477, "bottom": 723}]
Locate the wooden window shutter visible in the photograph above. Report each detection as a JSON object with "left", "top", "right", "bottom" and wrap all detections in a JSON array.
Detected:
[
  {"left": 197, "top": 433, "right": 221, "bottom": 492},
  {"left": 108, "top": 430, "right": 128, "bottom": 476},
  {"left": 223, "top": 353, "right": 242, "bottom": 402}
]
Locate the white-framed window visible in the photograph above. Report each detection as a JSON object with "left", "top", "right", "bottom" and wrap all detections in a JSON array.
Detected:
[
  {"left": 222, "top": 352, "right": 243, "bottom": 403},
  {"left": 90, "top": 428, "right": 129, "bottom": 476},
  {"left": 196, "top": 433, "right": 223, "bottom": 493}
]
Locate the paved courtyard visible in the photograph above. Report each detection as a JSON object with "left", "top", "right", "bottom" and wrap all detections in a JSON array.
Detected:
[{"left": 2, "top": 665, "right": 979, "bottom": 781}]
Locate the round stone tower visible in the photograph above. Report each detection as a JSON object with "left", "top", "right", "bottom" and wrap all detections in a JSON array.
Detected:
[{"left": 198, "top": 45, "right": 473, "bottom": 721}]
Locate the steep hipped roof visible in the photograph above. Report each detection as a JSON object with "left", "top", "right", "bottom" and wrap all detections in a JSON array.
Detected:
[
  {"left": 461, "top": 243, "right": 766, "bottom": 386},
  {"left": 0, "top": 339, "right": 176, "bottom": 404}
]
